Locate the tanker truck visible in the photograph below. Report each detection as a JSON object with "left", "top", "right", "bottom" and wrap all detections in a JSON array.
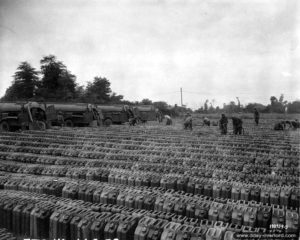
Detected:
[
  {"left": 49, "top": 103, "right": 103, "bottom": 127},
  {"left": 0, "top": 101, "right": 56, "bottom": 131}
]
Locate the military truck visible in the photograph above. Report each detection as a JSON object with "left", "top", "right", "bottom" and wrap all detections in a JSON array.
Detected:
[
  {"left": 133, "top": 105, "right": 157, "bottom": 123},
  {"left": 97, "top": 105, "right": 129, "bottom": 126},
  {"left": 49, "top": 103, "right": 103, "bottom": 127},
  {"left": 0, "top": 102, "right": 56, "bottom": 131}
]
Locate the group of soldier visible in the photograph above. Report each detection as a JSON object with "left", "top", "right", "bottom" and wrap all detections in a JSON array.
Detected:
[
  {"left": 153, "top": 108, "right": 299, "bottom": 133},
  {"left": 274, "top": 119, "right": 300, "bottom": 130}
]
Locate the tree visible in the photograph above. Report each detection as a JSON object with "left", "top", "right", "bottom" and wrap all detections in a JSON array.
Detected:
[
  {"left": 287, "top": 101, "right": 300, "bottom": 113},
  {"left": 204, "top": 100, "right": 209, "bottom": 113},
  {"left": 270, "top": 96, "right": 278, "bottom": 106},
  {"left": 84, "top": 77, "right": 112, "bottom": 103},
  {"left": 269, "top": 95, "right": 285, "bottom": 113},
  {"left": 110, "top": 92, "right": 124, "bottom": 103},
  {"left": 236, "top": 97, "right": 240, "bottom": 110},
  {"left": 2, "top": 62, "right": 39, "bottom": 101},
  {"left": 37, "top": 55, "right": 77, "bottom": 100},
  {"left": 141, "top": 99, "right": 153, "bottom": 105},
  {"left": 244, "top": 103, "right": 266, "bottom": 113}
]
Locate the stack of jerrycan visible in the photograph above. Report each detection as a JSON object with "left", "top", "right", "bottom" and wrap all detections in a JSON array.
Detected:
[
  {"left": 0, "top": 228, "right": 16, "bottom": 240},
  {"left": 159, "top": 221, "right": 181, "bottom": 240},
  {"left": 285, "top": 209, "right": 299, "bottom": 233},
  {"left": 135, "top": 216, "right": 168, "bottom": 239},
  {"left": 104, "top": 213, "right": 139, "bottom": 240}
]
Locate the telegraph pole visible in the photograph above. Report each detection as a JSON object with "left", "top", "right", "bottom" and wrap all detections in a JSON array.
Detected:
[{"left": 180, "top": 88, "right": 183, "bottom": 107}]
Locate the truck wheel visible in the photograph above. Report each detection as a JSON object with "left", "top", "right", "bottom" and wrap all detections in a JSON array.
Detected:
[
  {"left": 104, "top": 119, "right": 112, "bottom": 126},
  {"left": 65, "top": 119, "right": 74, "bottom": 127},
  {"left": 0, "top": 121, "right": 10, "bottom": 131},
  {"left": 36, "top": 121, "right": 46, "bottom": 130}
]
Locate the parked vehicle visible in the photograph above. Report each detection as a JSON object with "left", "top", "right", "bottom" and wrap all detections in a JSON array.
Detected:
[
  {"left": 97, "top": 105, "right": 129, "bottom": 126},
  {"left": 133, "top": 105, "right": 157, "bottom": 123},
  {"left": 49, "top": 103, "right": 103, "bottom": 127},
  {"left": 0, "top": 101, "right": 56, "bottom": 131}
]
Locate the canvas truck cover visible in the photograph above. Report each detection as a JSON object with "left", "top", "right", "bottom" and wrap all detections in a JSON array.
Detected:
[
  {"left": 0, "top": 103, "right": 24, "bottom": 112},
  {"left": 135, "top": 105, "right": 155, "bottom": 111},
  {"left": 0, "top": 102, "right": 44, "bottom": 112},
  {"left": 97, "top": 105, "right": 125, "bottom": 112},
  {"left": 51, "top": 103, "right": 90, "bottom": 112}
]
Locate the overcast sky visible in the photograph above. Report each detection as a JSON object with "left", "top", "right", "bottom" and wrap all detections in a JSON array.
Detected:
[{"left": 0, "top": 0, "right": 299, "bottom": 109}]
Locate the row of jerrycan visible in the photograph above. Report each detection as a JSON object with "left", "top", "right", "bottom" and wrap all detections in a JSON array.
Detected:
[
  {"left": 60, "top": 183, "right": 300, "bottom": 233},
  {"left": 134, "top": 216, "right": 268, "bottom": 240},
  {"left": 0, "top": 132, "right": 297, "bottom": 161},
  {"left": 186, "top": 179, "right": 299, "bottom": 209},
  {"left": 0, "top": 153, "right": 297, "bottom": 189},
  {"left": 1, "top": 173, "right": 299, "bottom": 211},
  {"left": 2, "top": 176, "right": 299, "bottom": 232},
  {"left": 50, "top": 211, "right": 139, "bottom": 240},
  {"left": 0, "top": 190, "right": 140, "bottom": 240},
  {"left": 1, "top": 189, "right": 299, "bottom": 240},
  {"left": 14, "top": 178, "right": 300, "bottom": 233},
  {"left": 1, "top": 178, "right": 65, "bottom": 197},
  {"left": 1, "top": 150, "right": 296, "bottom": 186}
]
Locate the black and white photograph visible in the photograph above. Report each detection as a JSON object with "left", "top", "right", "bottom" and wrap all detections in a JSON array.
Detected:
[{"left": 0, "top": 0, "right": 299, "bottom": 239}]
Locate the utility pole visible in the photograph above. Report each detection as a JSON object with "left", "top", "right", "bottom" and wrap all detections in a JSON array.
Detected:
[{"left": 180, "top": 88, "right": 183, "bottom": 107}]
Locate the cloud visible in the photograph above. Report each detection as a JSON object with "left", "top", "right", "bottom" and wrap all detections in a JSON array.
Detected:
[{"left": 281, "top": 72, "right": 292, "bottom": 78}]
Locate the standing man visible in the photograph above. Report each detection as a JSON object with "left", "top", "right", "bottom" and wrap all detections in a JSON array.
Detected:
[
  {"left": 219, "top": 114, "right": 228, "bottom": 135},
  {"left": 156, "top": 109, "right": 163, "bottom": 123},
  {"left": 125, "top": 105, "right": 137, "bottom": 126},
  {"left": 232, "top": 117, "right": 243, "bottom": 135},
  {"left": 254, "top": 108, "right": 260, "bottom": 125},
  {"left": 57, "top": 111, "right": 65, "bottom": 127}
]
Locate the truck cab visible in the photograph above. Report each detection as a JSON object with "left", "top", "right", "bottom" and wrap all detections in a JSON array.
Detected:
[
  {"left": 132, "top": 105, "right": 157, "bottom": 123},
  {"left": 0, "top": 102, "right": 55, "bottom": 131},
  {"left": 96, "top": 105, "right": 129, "bottom": 126},
  {"left": 50, "top": 103, "right": 103, "bottom": 127}
]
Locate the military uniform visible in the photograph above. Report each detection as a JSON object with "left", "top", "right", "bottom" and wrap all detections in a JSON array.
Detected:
[
  {"left": 232, "top": 117, "right": 243, "bottom": 135},
  {"left": 203, "top": 117, "right": 210, "bottom": 126},
  {"left": 165, "top": 115, "right": 172, "bottom": 125},
  {"left": 254, "top": 109, "right": 259, "bottom": 125},
  {"left": 184, "top": 114, "right": 193, "bottom": 130},
  {"left": 219, "top": 114, "right": 228, "bottom": 134}
]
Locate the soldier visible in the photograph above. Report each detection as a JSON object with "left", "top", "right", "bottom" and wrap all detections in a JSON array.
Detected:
[
  {"left": 274, "top": 121, "right": 285, "bottom": 131},
  {"left": 164, "top": 115, "right": 172, "bottom": 125},
  {"left": 203, "top": 117, "right": 210, "bottom": 126},
  {"left": 184, "top": 113, "right": 193, "bottom": 130},
  {"left": 254, "top": 108, "right": 260, "bottom": 125},
  {"left": 232, "top": 116, "right": 243, "bottom": 135},
  {"left": 156, "top": 109, "right": 163, "bottom": 123},
  {"left": 57, "top": 111, "right": 64, "bottom": 127},
  {"left": 284, "top": 119, "right": 299, "bottom": 130},
  {"left": 124, "top": 105, "right": 135, "bottom": 126},
  {"left": 291, "top": 119, "right": 300, "bottom": 129},
  {"left": 219, "top": 114, "right": 228, "bottom": 135}
]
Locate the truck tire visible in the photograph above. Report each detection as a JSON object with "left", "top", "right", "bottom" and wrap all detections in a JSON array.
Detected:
[
  {"left": 36, "top": 121, "right": 46, "bottom": 130},
  {"left": 104, "top": 118, "right": 112, "bottom": 126},
  {"left": 65, "top": 119, "right": 74, "bottom": 127},
  {"left": 0, "top": 121, "right": 10, "bottom": 132}
]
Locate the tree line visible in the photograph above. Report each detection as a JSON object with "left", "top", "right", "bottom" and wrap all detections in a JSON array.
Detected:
[
  {"left": 1, "top": 55, "right": 124, "bottom": 104},
  {"left": 195, "top": 95, "right": 300, "bottom": 114},
  {"left": 1, "top": 55, "right": 299, "bottom": 115}
]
